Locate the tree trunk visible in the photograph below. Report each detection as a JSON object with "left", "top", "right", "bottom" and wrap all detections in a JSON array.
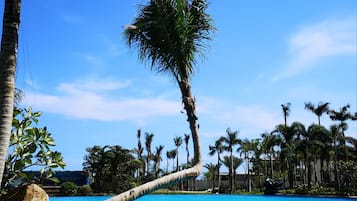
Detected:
[
  {"left": 107, "top": 77, "right": 201, "bottom": 201},
  {"left": 0, "top": 0, "right": 21, "bottom": 188},
  {"left": 229, "top": 150, "right": 233, "bottom": 194},
  {"left": 269, "top": 153, "right": 274, "bottom": 180},
  {"left": 217, "top": 154, "right": 221, "bottom": 191},
  {"left": 248, "top": 158, "right": 251, "bottom": 192}
]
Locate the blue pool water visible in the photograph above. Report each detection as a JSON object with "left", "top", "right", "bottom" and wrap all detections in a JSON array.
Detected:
[{"left": 50, "top": 194, "right": 356, "bottom": 201}]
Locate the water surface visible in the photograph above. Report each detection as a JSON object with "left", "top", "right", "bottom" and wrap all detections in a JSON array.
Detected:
[{"left": 50, "top": 194, "right": 355, "bottom": 201}]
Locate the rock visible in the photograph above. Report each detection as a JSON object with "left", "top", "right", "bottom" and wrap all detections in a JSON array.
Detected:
[{"left": 4, "top": 184, "right": 49, "bottom": 201}]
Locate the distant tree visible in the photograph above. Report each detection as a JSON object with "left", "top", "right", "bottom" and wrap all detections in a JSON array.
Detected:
[
  {"left": 174, "top": 136, "right": 183, "bottom": 172},
  {"left": 83, "top": 145, "right": 137, "bottom": 193},
  {"left": 281, "top": 102, "right": 291, "bottom": 126},
  {"left": 2, "top": 107, "right": 66, "bottom": 190},
  {"left": 304, "top": 102, "right": 330, "bottom": 126},
  {"left": 153, "top": 145, "right": 164, "bottom": 178},
  {"left": 221, "top": 155, "right": 242, "bottom": 192},
  {"left": 221, "top": 128, "right": 241, "bottom": 194},
  {"left": 208, "top": 138, "right": 224, "bottom": 191},
  {"left": 204, "top": 163, "right": 217, "bottom": 191},
  {"left": 237, "top": 138, "right": 256, "bottom": 192},
  {"left": 329, "top": 104, "right": 354, "bottom": 161},
  {"left": 144, "top": 133, "right": 154, "bottom": 176},
  {"left": 261, "top": 132, "right": 279, "bottom": 180},
  {"left": 184, "top": 134, "right": 190, "bottom": 165},
  {"left": 136, "top": 129, "right": 144, "bottom": 178},
  {"left": 166, "top": 149, "right": 177, "bottom": 172}
]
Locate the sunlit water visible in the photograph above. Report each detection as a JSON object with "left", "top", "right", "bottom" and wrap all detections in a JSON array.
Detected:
[{"left": 50, "top": 194, "right": 356, "bottom": 201}]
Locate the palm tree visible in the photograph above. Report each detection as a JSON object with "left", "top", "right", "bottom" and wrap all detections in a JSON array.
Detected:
[
  {"left": 330, "top": 125, "right": 341, "bottom": 191},
  {"left": 184, "top": 134, "right": 190, "bottom": 165},
  {"left": 261, "top": 132, "right": 279, "bottom": 180},
  {"left": 110, "top": 0, "right": 214, "bottom": 200},
  {"left": 204, "top": 163, "right": 217, "bottom": 191},
  {"left": 237, "top": 138, "right": 255, "bottom": 192},
  {"left": 0, "top": 0, "right": 22, "bottom": 186},
  {"left": 221, "top": 155, "right": 243, "bottom": 192},
  {"left": 329, "top": 104, "right": 353, "bottom": 161},
  {"left": 174, "top": 136, "right": 183, "bottom": 172},
  {"left": 153, "top": 145, "right": 164, "bottom": 178},
  {"left": 136, "top": 129, "right": 144, "bottom": 178},
  {"left": 145, "top": 133, "right": 154, "bottom": 176},
  {"left": 304, "top": 102, "right": 330, "bottom": 126},
  {"left": 281, "top": 102, "right": 291, "bottom": 126},
  {"left": 208, "top": 138, "right": 224, "bottom": 191},
  {"left": 221, "top": 128, "right": 241, "bottom": 194}
]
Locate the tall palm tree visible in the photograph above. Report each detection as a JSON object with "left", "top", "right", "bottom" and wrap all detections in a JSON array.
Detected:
[
  {"left": 204, "top": 163, "right": 217, "bottom": 191},
  {"left": 329, "top": 104, "right": 353, "bottom": 161},
  {"left": 184, "top": 134, "right": 190, "bottom": 165},
  {"left": 330, "top": 125, "right": 341, "bottom": 191},
  {"left": 136, "top": 129, "right": 144, "bottom": 178},
  {"left": 0, "top": 0, "right": 22, "bottom": 186},
  {"left": 208, "top": 138, "right": 224, "bottom": 191},
  {"left": 109, "top": 0, "right": 214, "bottom": 200},
  {"left": 237, "top": 138, "right": 255, "bottom": 192},
  {"left": 281, "top": 102, "right": 291, "bottom": 126},
  {"left": 221, "top": 128, "right": 241, "bottom": 194},
  {"left": 261, "top": 132, "right": 279, "bottom": 180},
  {"left": 221, "top": 155, "right": 243, "bottom": 192},
  {"left": 174, "top": 136, "right": 183, "bottom": 172},
  {"left": 153, "top": 145, "right": 164, "bottom": 178},
  {"left": 304, "top": 102, "right": 330, "bottom": 126},
  {"left": 145, "top": 133, "right": 154, "bottom": 176}
]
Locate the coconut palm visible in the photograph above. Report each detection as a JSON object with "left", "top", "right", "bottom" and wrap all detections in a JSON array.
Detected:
[
  {"left": 237, "top": 138, "right": 255, "bottom": 192},
  {"left": 281, "top": 102, "right": 291, "bottom": 126},
  {"left": 136, "top": 129, "right": 144, "bottom": 178},
  {"left": 221, "top": 128, "right": 241, "bottom": 194},
  {"left": 261, "top": 132, "right": 279, "bottom": 180},
  {"left": 208, "top": 138, "right": 224, "bottom": 191},
  {"left": 0, "top": 0, "right": 22, "bottom": 186},
  {"left": 184, "top": 134, "right": 190, "bottom": 165},
  {"left": 330, "top": 125, "right": 342, "bottom": 191},
  {"left": 145, "top": 133, "right": 154, "bottom": 176},
  {"left": 204, "top": 163, "right": 217, "bottom": 191},
  {"left": 174, "top": 136, "right": 183, "bottom": 172},
  {"left": 109, "top": 0, "right": 214, "bottom": 199},
  {"left": 221, "top": 155, "right": 243, "bottom": 192},
  {"left": 329, "top": 104, "right": 353, "bottom": 161},
  {"left": 304, "top": 102, "right": 330, "bottom": 126},
  {"left": 153, "top": 145, "right": 164, "bottom": 178}
]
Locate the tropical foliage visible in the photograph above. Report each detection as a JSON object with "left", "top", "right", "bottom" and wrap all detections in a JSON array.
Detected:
[
  {"left": 82, "top": 145, "right": 140, "bottom": 193},
  {"left": 1, "top": 107, "right": 65, "bottom": 191},
  {"left": 205, "top": 102, "right": 356, "bottom": 195}
]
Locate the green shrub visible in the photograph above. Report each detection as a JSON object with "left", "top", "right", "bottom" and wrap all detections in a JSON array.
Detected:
[
  {"left": 60, "top": 181, "right": 78, "bottom": 195},
  {"left": 78, "top": 185, "right": 92, "bottom": 195}
]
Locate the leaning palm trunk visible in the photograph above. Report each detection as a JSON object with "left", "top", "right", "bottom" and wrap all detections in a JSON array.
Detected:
[
  {"left": 111, "top": 0, "right": 214, "bottom": 199},
  {"left": 0, "top": 0, "right": 21, "bottom": 188},
  {"left": 108, "top": 78, "right": 201, "bottom": 201}
]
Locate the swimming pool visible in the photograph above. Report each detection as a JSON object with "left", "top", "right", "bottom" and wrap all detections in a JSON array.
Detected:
[{"left": 50, "top": 194, "right": 356, "bottom": 201}]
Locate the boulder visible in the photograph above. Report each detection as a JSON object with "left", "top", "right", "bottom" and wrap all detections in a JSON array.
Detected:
[{"left": 4, "top": 184, "right": 49, "bottom": 201}]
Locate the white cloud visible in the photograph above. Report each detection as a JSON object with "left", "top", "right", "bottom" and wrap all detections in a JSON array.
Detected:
[
  {"left": 57, "top": 79, "right": 131, "bottom": 93},
  {"left": 273, "top": 17, "right": 357, "bottom": 81},
  {"left": 198, "top": 98, "right": 282, "bottom": 139},
  {"left": 24, "top": 79, "right": 181, "bottom": 122}
]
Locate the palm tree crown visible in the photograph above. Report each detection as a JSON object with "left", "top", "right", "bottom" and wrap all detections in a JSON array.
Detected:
[{"left": 124, "top": 0, "right": 214, "bottom": 83}]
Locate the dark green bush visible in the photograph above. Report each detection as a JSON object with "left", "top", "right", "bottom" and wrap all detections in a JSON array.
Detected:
[
  {"left": 78, "top": 185, "right": 92, "bottom": 195},
  {"left": 60, "top": 181, "right": 78, "bottom": 195}
]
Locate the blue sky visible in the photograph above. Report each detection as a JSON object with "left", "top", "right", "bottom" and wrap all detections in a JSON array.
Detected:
[{"left": 1, "top": 0, "right": 356, "bottom": 173}]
